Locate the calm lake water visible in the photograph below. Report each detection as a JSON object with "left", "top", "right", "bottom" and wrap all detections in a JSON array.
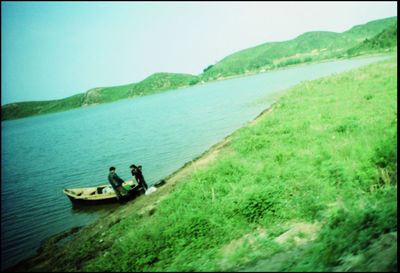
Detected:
[{"left": 1, "top": 55, "right": 393, "bottom": 270}]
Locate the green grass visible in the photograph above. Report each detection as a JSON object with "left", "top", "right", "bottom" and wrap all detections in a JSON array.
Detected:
[{"left": 63, "top": 57, "right": 398, "bottom": 272}]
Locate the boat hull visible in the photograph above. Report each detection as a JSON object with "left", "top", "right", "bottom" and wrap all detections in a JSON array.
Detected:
[{"left": 63, "top": 182, "right": 145, "bottom": 205}]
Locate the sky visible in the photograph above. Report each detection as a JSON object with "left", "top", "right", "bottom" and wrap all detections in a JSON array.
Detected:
[{"left": 1, "top": 1, "right": 397, "bottom": 105}]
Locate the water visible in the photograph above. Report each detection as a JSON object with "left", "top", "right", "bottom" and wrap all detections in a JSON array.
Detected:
[{"left": 1, "top": 56, "right": 393, "bottom": 270}]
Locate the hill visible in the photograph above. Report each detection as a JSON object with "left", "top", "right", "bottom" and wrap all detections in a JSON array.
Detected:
[
  {"left": 200, "top": 31, "right": 354, "bottom": 79},
  {"left": 78, "top": 72, "right": 200, "bottom": 106},
  {"left": 201, "top": 16, "right": 397, "bottom": 80},
  {"left": 342, "top": 16, "right": 398, "bottom": 41},
  {"left": 347, "top": 22, "right": 397, "bottom": 56},
  {"left": 1, "top": 73, "right": 199, "bottom": 121},
  {"left": 1, "top": 16, "right": 397, "bottom": 121}
]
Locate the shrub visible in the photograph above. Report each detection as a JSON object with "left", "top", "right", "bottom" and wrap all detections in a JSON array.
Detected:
[
  {"left": 370, "top": 127, "right": 397, "bottom": 186},
  {"left": 203, "top": 64, "right": 214, "bottom": 73}
]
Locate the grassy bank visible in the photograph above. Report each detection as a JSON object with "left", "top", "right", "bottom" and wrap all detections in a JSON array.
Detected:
[{"left": 9, "top": 57, "right": 397, "bottom": 272}]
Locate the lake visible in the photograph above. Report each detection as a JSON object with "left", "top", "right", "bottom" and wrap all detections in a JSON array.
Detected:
[{"left": 0, "top": 55, "right": 393, "bottom": 270}]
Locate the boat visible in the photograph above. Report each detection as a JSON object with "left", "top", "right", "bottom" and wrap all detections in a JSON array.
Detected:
[{"left": 63, "top": 181, "right": 144, "bottom": 205}]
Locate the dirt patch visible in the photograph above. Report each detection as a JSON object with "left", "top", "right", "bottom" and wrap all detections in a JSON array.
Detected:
[
  {"left": 219, "top": 226, "right": 268, "bottom": 270},
  {"left": 248, "top": 106, "right": 274, "bottom": 127},
  {"left": 273, "top": 222, "right": 321, "bottom": 245},
  {"left": 237, "top": 242, "right": 313, "bottom": 272},
  {"left": 234, "top": 222, "right": 321, "bottom": 272}
]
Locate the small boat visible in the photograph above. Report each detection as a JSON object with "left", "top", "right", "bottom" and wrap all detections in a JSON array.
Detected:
[{"left": 63, "top": 181, "right": 144, "bottom": 205}]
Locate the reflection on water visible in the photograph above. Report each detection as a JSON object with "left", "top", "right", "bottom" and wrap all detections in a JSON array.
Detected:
[{"left": 70, "top": 202, "right": 121, "bottom": 215}]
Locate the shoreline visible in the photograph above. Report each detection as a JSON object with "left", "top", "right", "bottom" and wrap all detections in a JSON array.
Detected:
[
  {"left": 7, "top": 103, "right": 277, "bottom": 272},
  {"left": 6, "top": 53, "right": 397, "bottom": 271},
  {"left": 193, "top": 51, "right": 396, "bottom": 85},
  {"left": 6, "top": 53, "right": 393, "bottom": 271},
  {"left": 6, "top": 56, "right": 397, "bottom": 272}
]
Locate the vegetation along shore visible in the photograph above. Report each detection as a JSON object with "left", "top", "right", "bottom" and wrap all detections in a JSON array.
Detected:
[
  {"left": 8, "top": 56, "right": 397, "bottom": 272},
  {"left": 1, "top": 16, "right": 396, "bottom": 121}
]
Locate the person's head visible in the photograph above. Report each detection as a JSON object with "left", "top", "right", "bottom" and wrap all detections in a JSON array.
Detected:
[
  {"left": 109, "top": 167, "right": 116, "bottom": 172},
  {"left": 138, "top": 165, "right": 142, "bottom": 171},
  {"left": 130, "top": 164, "right": 137, "bottom": 170}
]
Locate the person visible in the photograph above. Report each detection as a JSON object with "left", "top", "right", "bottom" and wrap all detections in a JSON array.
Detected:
[
  {"left": 108, "top": 166, "right": 129, "bottom": 202},
  {"left": 130, "top": 164, "right": 139, "bottom": 186},
  {"left": 136, "top": 165, "right": 149, "bottom": 191},
  {"left": 130, "top": 164, "right": 148, "bottom": 191}
]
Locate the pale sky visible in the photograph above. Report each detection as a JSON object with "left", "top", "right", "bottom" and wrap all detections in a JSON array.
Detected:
[{"left": 1, "top": 1, "right": 397, "bottom": 105}]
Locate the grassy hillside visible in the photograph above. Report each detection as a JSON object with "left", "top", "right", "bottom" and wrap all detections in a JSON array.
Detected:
[
  {"left": 347, "top": 22, "right": 397, "bottom": 56},
  {"left": 201, "top": 16, "right": 397, "bottom": 80},
  {"left": 1, "top": 16, "right": 396, "bottom": 121},
  {"left": 9, "top": 57, "right": 395, "bottom": 272},
  {"left": 1, "top": 73, "right": 199, "bottom": 121},
  {"left": 201, "top": 31, "right": 355, "bottom": 79},
  {"left": 0, "top": 94, "right": 85, "bottom": 121},
  {"left": 78, "top": 72, "right": 200, "bottom": 105},
  {"left": 342, "top": 16, "right": 398, "bottom": 41}
]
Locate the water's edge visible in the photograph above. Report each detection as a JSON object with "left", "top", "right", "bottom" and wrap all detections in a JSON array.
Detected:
[
  {"left": 4, "top": 55, "right": 396, "bottom": 271},
  {"left": 6, "top": 101, "right": 278, "bottom": 271}
]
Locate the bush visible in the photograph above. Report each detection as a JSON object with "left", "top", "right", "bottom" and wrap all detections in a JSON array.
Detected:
[
  {"left": 371, "top": 128, "right": 397, "bottom": 169},
  {"left": 203, "top": 64, "right": 214, "bottom": 73},
  {"left": 371, "top": 127, "right": 397, "bottom": 186}
]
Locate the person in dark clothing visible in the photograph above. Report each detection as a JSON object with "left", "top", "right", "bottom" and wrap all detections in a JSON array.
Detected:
[
  {"left": 108, "top": 166, "right": 128, "bottom": 202},
  {"left": 136, "top": 165, "right": 149, "bottom": 190},
  {"left": 130, "top": 164, "right": 148, "bottom": 191},
  {"left": 130, "top": 164, "right": 139, "bottom": 185}
]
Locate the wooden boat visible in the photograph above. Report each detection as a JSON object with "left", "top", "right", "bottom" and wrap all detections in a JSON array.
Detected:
[{"left": 63, "top": 181, "right": 144, "bottom": 205}]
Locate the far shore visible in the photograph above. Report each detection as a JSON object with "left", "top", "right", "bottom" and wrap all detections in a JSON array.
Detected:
[
  {"left": 191, "top": 51, "right": 396, "bottom": 86},
  {"left": 2, "top": 51, "right": 395, "bottom": 122}
]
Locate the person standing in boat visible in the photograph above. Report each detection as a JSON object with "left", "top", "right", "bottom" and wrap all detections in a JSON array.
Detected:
[
  {"left": 108, "top": 166, "right": 128, "bottom": 202},
  {"left": 130, "top": 164, "right": 148, "bottom": 191}
]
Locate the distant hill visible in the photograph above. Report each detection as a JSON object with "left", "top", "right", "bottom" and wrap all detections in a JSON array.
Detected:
[
  {"left": 1, "top": 73, "right": 199, "bottom": 121},
  {"left": 342, "top": 16, "right": 397, "bottom": 41},
  {"left": 201, "top": 16, "right": 397, "bottom": 80},
  {"left": 200, "top": 31, "right": 355, "bottom": 79},
  {"left": 1, "top": 16, "right": 397, "bottom": 121},
  {"left": 347, "top": 22, "right": 397, "bottom": 56},
  {"left": 78, "top": 72, "right": 200, "bottom": 106}
]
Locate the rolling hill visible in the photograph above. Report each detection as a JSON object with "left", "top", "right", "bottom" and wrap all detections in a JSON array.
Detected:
[
  {"left": 201, "top": 16, "right": 397, "bottom": 80},
  {"left": 1, "top": 16, "right": 397, "bottom": 121},
  {"left": 347, "top": 22, "right": 397, "bottom": 56},
  {"left": 1, "top": 73, "right": 199, "bottom": 121}
]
